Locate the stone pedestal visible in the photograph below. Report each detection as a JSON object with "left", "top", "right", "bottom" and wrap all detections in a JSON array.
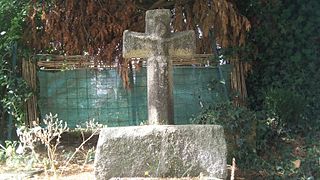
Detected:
[{"left": 94, "top": 125, "right": 227, "bottom": 179}]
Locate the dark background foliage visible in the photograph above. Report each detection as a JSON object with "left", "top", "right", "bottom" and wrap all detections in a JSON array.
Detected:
[
  {"left": 0, "top": 0, "right": 31, "bottom": 142},
  {"left": 238, "top": 0, "right": 320, "bottom": 131},
  {"left": 196, "top": 0, "right": 320, "bottom": 178}
]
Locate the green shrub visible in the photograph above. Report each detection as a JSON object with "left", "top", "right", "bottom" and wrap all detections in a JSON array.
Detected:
[
  {"left": 242, "top": 0, "right": 320, "bottom": 133},
  {"left": 193, "top": 102, "right": 319, "bottom": 178},
  {"left": 264, "top": 88, "right": 305, "bottom": 133},
  {"left": 193, "top": 102, "right": 259, "bottom": 167},
  {"left": 0, "top": 0, "right": 32, "bottom": 141}
]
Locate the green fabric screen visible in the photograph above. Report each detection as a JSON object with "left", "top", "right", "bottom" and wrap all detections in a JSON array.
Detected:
[{"left": 38, "top": 66, "right": 230, "bottom": 127}]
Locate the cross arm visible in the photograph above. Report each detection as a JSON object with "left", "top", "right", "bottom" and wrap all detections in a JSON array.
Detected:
[
  {"left": 168, "top": 30, "right": 196, "bottom": 58},
  {"left": 123, "top": 30, "right": 153, "bottom": 59}
]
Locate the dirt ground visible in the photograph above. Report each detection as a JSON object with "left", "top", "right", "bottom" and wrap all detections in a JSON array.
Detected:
[
  {"left": 0, "top": 170, "right": 94, "bottom": 180},
  {"left": 0, "top": 132, "right": 98, "bottom": 180}
]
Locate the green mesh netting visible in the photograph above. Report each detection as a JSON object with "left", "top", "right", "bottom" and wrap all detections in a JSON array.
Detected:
[{"left": 38, "top": 65, "right": 231, "bottom": 127}]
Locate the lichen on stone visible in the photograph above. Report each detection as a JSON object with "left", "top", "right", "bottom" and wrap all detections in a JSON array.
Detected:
[
  {"left": 123, "top": 49, "right": 151, "bottom": 58},
  {"left": 169, "top": 48, "right": 194, "bottom": 58}
]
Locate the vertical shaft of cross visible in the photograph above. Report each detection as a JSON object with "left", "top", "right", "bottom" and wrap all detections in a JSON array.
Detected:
[
  {"left": 146, "top": 9, "right": 173, "bottom": 124},
  {"left": 147, "top": 55, "right": 174, "bottom": 125}
]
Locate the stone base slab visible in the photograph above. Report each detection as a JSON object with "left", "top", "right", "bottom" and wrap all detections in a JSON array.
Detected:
[{"left": 94, "top": 125, "right": 227, "bottom": 179}]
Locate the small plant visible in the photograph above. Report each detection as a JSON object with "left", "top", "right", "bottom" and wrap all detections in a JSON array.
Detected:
[
  {"left": 36, "top": 113, "right": 68, "bottom": 174},
  {"left": 14, "top": 114, "right": 104, "bottom": 177},
  {"left": 0, "top": 140, "right": 37, "bottom": 170},
  {"left": 18, "top": 113, "right": 68, "bottom": 175},
  {"left": 17, "top": 126, "right": 41, "bottom": 162},
  {"left": 0, "top": 141, "right": 17, "bottom": 164},
  {"left": 61, "top": 119, "right": 104, "bottom": 173}
]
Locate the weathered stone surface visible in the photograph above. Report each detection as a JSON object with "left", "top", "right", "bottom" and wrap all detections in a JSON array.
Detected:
[
  {"left": 122, "top": 9, "right": 195, "bottom": 125},
  {"left": 94, "top": 125, "right": 227, "bottom": 179}
]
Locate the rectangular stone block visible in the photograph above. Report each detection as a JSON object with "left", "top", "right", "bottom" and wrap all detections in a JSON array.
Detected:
[{"left": 94, "top": 125, "right": 227, "bottom": 179}]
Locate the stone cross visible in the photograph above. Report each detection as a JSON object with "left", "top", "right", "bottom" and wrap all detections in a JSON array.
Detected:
[{"left": 123, "top": 9, "right": 195, "bottom": 125}]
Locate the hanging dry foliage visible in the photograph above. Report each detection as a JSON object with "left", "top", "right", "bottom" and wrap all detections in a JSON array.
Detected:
[
  {"left": 170, "top": 0, "right": 251, "bottom": 53},
  {"left": 25, "top": 0, "right": 250, "bottom": 60},
  {"left": 25, "top": 0, "right": 140, "bottom": 66}
]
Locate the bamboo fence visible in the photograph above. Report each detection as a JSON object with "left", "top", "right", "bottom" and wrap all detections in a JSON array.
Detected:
[
  {"left": 22, "top": 59, "right": 39, "bottom": 127},
  {"left": 36, "top": 54, "right": 217, "bottom": 70},
  {"left": 230, "top": 57, "right": 251, "bottom": 106}
]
